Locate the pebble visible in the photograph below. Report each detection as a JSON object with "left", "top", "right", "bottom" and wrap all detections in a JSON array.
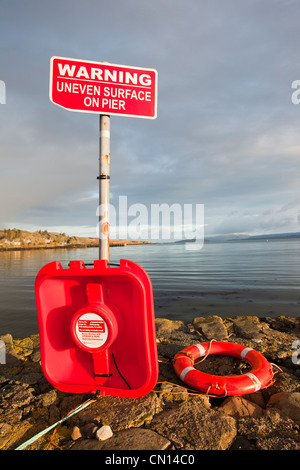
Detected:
[
  {"left": 95, "top": 425, "right": 113, "bottom": 441},
  {"left": 71, "top": 426, "right": 82, "bottom": 441}
]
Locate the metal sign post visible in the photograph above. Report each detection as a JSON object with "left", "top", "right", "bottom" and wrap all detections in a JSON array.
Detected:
[
  {"left": 98, "top": 114, "right": 110, "bottom": 261},
  {"left": 49, "top": 56, "right": 157, "bottom": 261}
]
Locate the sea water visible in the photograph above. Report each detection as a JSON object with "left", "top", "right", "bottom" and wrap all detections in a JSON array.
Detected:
[{"left": 0, "top": 238, "right": 299, "bottom": 337}]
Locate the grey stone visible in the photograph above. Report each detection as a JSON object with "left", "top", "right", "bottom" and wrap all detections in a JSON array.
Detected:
[
  {"left": 149, "top": 398, "right": 237, "bottom": 450},
  {"left": 193, "top": 316, "right": 228, "bottom": 341},
  {"left": 256, "top": 437, "right": 300, "bottom": 450},
  {"left": 74, "top": 392, "right": 161, "bottom": 430},
  {"left": 71, "top": 428, "right": 171, "bottom": 451},
  {"left": 231, "top": 316, "right": 263, "bottom": 340},
  {"left": 155, "top": 319, "right": 200, "bottom": 344},
  {"left": 238, "top": 408, "right": 299, "bottom": 441},
  {"left": 0, "top": 382, "right": 34, "bottom": 409},
  {"left": 267, "top": 391, "right": 300, "bottom": 426}
]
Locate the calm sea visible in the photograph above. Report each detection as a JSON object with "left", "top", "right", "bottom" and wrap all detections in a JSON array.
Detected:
[{"left": 0, "top": 239, "right": 300, "bottom": 338}]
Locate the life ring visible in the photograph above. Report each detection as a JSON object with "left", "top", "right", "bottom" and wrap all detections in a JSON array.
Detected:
[{"left": 173, "top": 341, "right": 274, "bottom": 396}]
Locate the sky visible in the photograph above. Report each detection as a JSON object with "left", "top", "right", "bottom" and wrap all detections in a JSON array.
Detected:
[{"left": 1, "top": 0, "right": 300, "bottom": 240}]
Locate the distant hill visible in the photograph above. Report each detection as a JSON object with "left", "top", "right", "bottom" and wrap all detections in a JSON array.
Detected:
[
  {"left": 242, "top": 232, "right": 300, "bottom": 241},
  {"left": 173, "top": 231, "right": 300, "bottom": 244},
  {"left": 207, "top": 232, "right": 300, "bottom": 242}
]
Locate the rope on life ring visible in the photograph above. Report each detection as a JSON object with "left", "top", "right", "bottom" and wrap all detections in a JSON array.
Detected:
[{"left": 173, "top": 341, "right": 275, "bottom": 396}]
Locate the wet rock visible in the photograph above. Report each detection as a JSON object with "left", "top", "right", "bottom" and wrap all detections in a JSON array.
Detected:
[
  {"left": 220, "top": 396, "right": 264, "bottom": 418},
  {"left": 155, "top": 318, "right": 199, "bottom": 344},
  {"left": 13, "top": 337, "right": 34, "bottom": 358},
  {"left": 49, "top": 404, "right": 60, "bottom": 424},
  {"left": 149, "top": 398, "right": 237, "bottom": 450},
  {"left": 40, "top": 389, "right": 58, "bottom": 408},
  {"left": 244, "top": 391, "right": 266, "bottom": 408},
  {"left": 267, "top": 392, "right": 300, "bottom": 426},
  {"left": 159, "top": 382, "right": 189, "bottom": 402},
  {"left": 192, "top": 315, "right": 228, "bottom": 341},
  {"left": 30, "top": 349, "right": 41, "bottom": 363},
  {"left": 0, "top": 422, "right": 12, "bottom": 436},
  {"left": 59, "top": 394, "right": 91, "bottom": 419},
  {"left": 68, "top": 439, "right": 105, "bottom": 450},
  {"left": 72, "top": 393, "right": 162, "bottom": 430},
  {"left": 265, "top": 316, "right": 300, "bottom": 333},
  {"left": 0, "top": 419, "right": 32, "bottom": 450},
  {"left": 71, "top": 428, "right": 171, "bottom": 450},
  {"left": 16, "top": 369, "right": 44, "bottom": 386},
  {"left": 238, "top": 408, "right": 299, "bottom": 442},
  {"left": 98, "top": 428, "right": 170, "bottom": 450},
  {"left": 256, "top": 436, "right": 300, "bottom": 450},
  {"left": 231, "top": 316, "right": 264, "bottom": 341},
  {"left": 263, "top": 367, "right": 300, "bottom": 401},
  {"left": 81, "top": 422, "right": 98, "bottom": 438},
  {"left": 0, "top": 382, "right": 35, "bottom": 409},
  {"left": 155, "top": 318, "right": 184, "bottom": 337}
]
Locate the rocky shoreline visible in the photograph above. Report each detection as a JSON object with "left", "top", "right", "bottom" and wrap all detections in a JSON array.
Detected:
[
  {"left": 0, "top": 228, "right": 154, "bottom": 252},
  {"left": 0, "top": 240, "right": 153, "bottom": 252},
  {"left": 0, "top": 315, "right": 299, "bottom": 451}
]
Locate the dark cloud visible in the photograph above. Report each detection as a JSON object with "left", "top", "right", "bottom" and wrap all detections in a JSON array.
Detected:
[{"left": 1, "top": 0, "right": 300, "bottom": 237}]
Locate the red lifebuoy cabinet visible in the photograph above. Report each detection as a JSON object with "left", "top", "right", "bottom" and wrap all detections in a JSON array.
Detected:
[{"left": 35, "top": 259, "right": 158, "bottom": 397}]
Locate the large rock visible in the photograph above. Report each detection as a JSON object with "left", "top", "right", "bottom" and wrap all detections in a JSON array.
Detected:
[
  {"left": 155, "top": 318, "right": 200, "bottom": 344},
  {"left": 0, "top": 419, "right": 31, "bottom": 450},
  {"left": 265, "top": 316, "right": 300, "bottom": 333},
  {"left": 71, "top": 428, "right": 170, "bottom": 450},
  {"left": 192, "top": 315, "right": 228, "bottom": 341},
  {"left": 267, "top": 392, "right": 300, "bottom": 426},
  {"left": 238, "top": 408, "right": 299, "bottom": 442},
  {"left": 263, "top": 368, "right": 300, "bottom": 401},
  {"left": 155, "top": 318, "right": 184, "bottom": 337},
  {"left": 220, "top": 396, "right": 264, "bottom": 418},
  {"left": 70, "top": 392, "right": 162, "bottom": 431},
  {"left": 0, "top": 382, "right": 35, "bottom": 409},
  {"left": 149, "top": 398, "right": 237, "bottom": 450},
  {"left": 231, "top": 316, "right": 264, "bottom": 341},
  {"left": 256, "top": 437, "right": 300, "bottom": 450}
]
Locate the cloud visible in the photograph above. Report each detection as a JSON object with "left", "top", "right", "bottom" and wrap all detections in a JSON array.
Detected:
[{"left": 1, "top": 0, "right": 300, "bottom": 237}]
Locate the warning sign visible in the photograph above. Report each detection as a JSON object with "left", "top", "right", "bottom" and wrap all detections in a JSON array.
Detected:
[
  {"left": 75, "top": 312, "right": 108, "bottom": 349},
  {"left": 50, "top": 56, "right": 157, "bottom": 119}
]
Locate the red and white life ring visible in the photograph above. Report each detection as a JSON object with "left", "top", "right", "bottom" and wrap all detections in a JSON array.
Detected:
[{"left": 173, "top": 341, "right": 274, "bottom": 396}]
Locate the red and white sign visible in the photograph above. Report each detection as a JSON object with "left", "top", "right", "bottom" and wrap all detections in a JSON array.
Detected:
[
  {"left": 50, "top": 56, "right": 157, "bottom": 119},
  {"left": 75, "top": 312, "right": 108, "bottom": 349}
]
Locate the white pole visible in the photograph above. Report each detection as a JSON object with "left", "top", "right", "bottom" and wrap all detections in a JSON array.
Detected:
[{"left": 99, "top": 114, "right": 110, "bottom": 261}]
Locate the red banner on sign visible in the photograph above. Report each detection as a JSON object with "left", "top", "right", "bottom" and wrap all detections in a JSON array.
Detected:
[{"left": 50, "top": 56, "right": 157, "bottom": 119}]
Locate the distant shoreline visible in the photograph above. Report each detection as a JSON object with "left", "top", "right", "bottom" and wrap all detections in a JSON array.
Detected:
[
  {"left": 0, "top": 240, "right": 153, "bottom": 252},
  {"left": 0, "top": 228, "right": 155, "bottom": 252}
]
